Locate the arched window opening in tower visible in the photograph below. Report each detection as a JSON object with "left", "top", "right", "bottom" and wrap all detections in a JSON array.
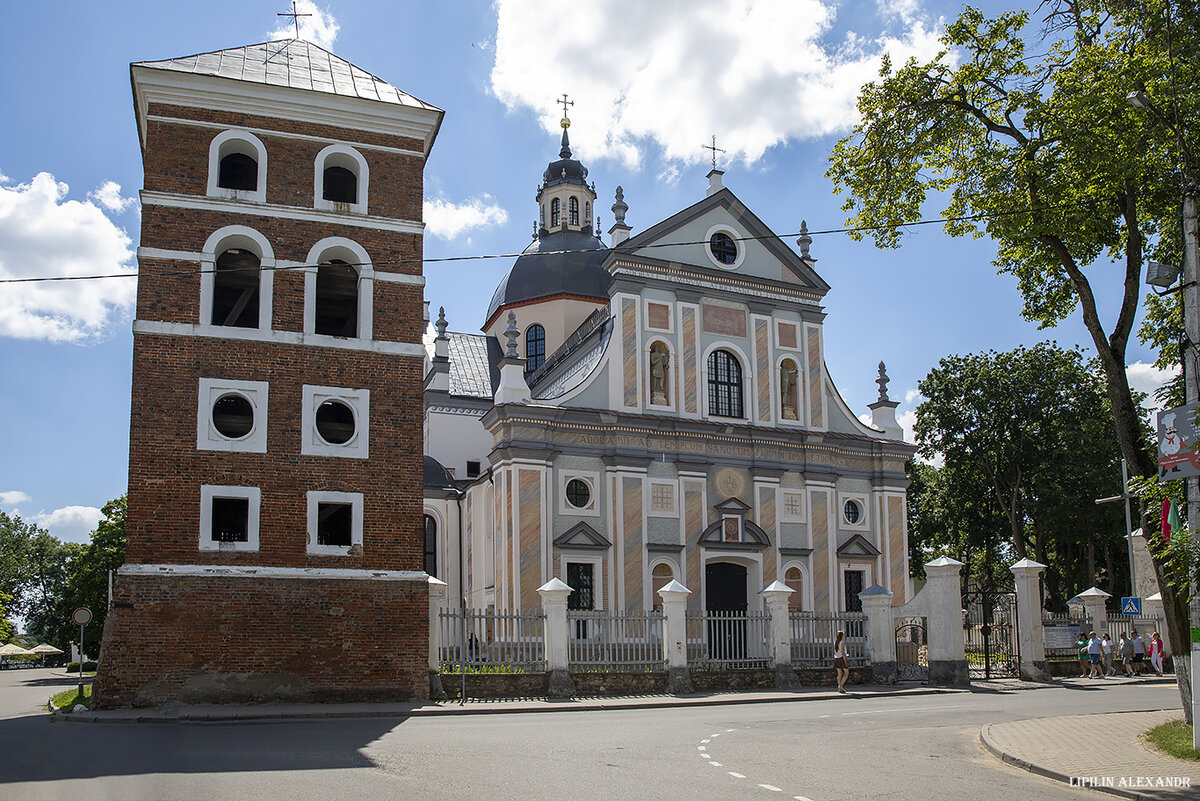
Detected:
[
  {"left": 569, "top": 196, "right": 579, "bottom": 226},
  {"left": 315, "top": 260, "right": 359, "bottom": 337},
  {"left": 323, "top": 165, "right": 357, "bottom": 204},
  {"left": 550, "top": 198, "right": 561, "bottom": 227},
  {"left": 212, "top": 248, "right": 261, "bottom": 328},
  {"left": 218, "top": 152, "right": 258, "bottom": 191},
  {"left": 526, "top": 323, "right": 546, "bottom": 372},
  {"left": 424, "top": 514, "right": 438, "bottom": 578},
  {"left": 707, "top": 349, "right": 744, "bottom": 418}
]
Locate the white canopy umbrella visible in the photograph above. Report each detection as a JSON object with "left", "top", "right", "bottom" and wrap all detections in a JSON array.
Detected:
[
  {"left": 0, "top": 643, "right": 32, "bottom": 656},
  {"left": 28, "top": 644, "right": 63, "bottom": 655}
]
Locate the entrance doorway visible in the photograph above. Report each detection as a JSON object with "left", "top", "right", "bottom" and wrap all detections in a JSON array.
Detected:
[{"left": 706, "top": 562, "right": 748, "bottom": 660}]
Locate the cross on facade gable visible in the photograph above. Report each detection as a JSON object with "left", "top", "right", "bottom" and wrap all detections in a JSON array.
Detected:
[
  {"left": 703, "top": 135, "right": 726, "bottom": 170},
  {"left": 277, "top": 1, "right": 312, "bottom": 39}
]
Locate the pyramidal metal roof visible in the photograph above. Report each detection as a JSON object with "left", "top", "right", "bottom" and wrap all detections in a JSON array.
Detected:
[{"left": 133, "top": 39, "right": 440, "bottom": 112}]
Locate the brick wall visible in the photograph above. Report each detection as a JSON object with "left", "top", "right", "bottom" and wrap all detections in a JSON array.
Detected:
[{"left": 93, "top": 572, "right": 430, "bottom": 707}]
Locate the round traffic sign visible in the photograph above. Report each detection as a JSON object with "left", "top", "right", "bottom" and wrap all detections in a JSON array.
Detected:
[{"left": 72, "top": 607, "right": 92, "bottom": 626}]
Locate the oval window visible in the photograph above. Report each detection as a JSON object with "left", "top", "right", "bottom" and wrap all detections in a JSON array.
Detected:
[
  {"left": 315, "top": 400, "right": 356, "bottom": 444},
  {"left": 212, "top": 393, "right": 253, "bottom": 439},
  {"left": 565, "top": 478, "right": 591, "bottom": 509},
  {"left": 709, "top": 232, "right": 737, "bottom": 265},
  {"left": 844, "top": 500, "right": 861, "bottom": 525}
]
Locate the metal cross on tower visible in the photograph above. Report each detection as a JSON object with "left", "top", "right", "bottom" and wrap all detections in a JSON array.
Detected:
[
  {"left": 557, "top": 93, "right": 574, "bottom": 125},
  {"left": 277, "top": 1, "right": 312, "bottom": 39},
  {"left": 702, "top": 135, "right": 726, "bottom": 170}
]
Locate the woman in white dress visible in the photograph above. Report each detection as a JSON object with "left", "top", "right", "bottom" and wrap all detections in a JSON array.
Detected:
[{"left": 833, "top": 630, "right": 849, "bottom": 694}]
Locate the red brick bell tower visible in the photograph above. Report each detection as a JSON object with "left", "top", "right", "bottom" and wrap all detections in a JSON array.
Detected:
[{"left": 93, "top": 40, "right": 443, "bottom": 707}]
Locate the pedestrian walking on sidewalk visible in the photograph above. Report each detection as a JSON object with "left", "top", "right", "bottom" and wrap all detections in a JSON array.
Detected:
[
  {"left": 1101, "top": 633, "right": 1114, "bottom": 676},
  {"left": 1086, "top": 631, "right": 1105, "bottom": 678},
  {"left": 1132, "top": 630, "right": 1147, "bottom": 674},
  {"left": 833, "top": 630, "right": 849, "bottom": 694},
  {"left": 1119, "top": 632, "right": 1134, "bottom": 676},
  {"left": 1076, "top": 633, "right": 1090, "bottom": 677},
  {"left": 1150, "top": 632, "right": 1165, "bottom": 676}
]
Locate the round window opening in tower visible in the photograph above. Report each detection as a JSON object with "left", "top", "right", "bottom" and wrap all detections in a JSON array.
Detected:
[
  {"left": 212, "top": 393, "right": 254, "bottom": 439},
  {"left": 315, "top": 400, "right": 356, "bottom": 445},
  {"left": 844, "top": 499, "right": 861, "bottom": 525},
  {"left": 565, "top": 478, "right": 591, "bottom": 509},
  {"left": 709, "top": 232, "right": 738, "bottom": 265}
]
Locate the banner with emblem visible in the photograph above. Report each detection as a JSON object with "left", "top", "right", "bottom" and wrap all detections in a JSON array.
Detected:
[{"left": 1157, "top": 403, "right": 1200, "bottom": 481}]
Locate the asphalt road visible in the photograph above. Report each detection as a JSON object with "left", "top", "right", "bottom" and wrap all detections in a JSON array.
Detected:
[{"left": 0, "top": 668, "right": 1182, "bottom": 801}]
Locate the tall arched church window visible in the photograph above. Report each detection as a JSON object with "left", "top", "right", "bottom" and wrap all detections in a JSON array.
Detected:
[
  {"left": 218, "top": 152, "right": 258, "bottom": 191},
  {"left": 550, "top": 198, "right": 561, "bottom": 227},
  {"left": 707, "top": 349, "right": 744, "bottom": 418},
  {"left": 212, "top": 248, "right": 261, "bottom": 328},
  {"left": 785, "top": 567, "right": 804, "bottom": 610},
  {"left": 323, "top": 166, "right": 357, "bottom": 204},
  {"left": 569, "top": 196, "right": 579, "bottom": 225},
  {"left": 649, "top": 342, "right": 671, "bottom": 405},
  {"left": 315, "top": 260, "right": 359, "bottom": 337},
  {"left": 525, "top": 324, "right": 546, "bottom": 372},
  {"left": 780, "top": 358, "right": 800, "bottom": 420},
  {"left": 423, "top": 514, "right": 438, "bottom": 578}
]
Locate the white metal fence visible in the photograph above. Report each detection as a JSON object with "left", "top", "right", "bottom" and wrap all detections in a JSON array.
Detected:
[
  {"left": 438, "top": 607, "right": 545, "bottom": 672},
  {"left": 788, "top": 611, "right": 868, "bottom": 667},
  {"left": 567, "top": 609, "right": 664, "bottom": 671},
  {"left": 685, "top": 610, "right": 772, "bottom": 670}
]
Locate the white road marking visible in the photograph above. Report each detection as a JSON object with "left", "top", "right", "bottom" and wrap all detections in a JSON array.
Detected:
[
  {"left": 710, "top": 732, "right": 721, "bottom": 737},
  {"left": 701, "top": 738, "right": 710, "bottom": 743},
  {"left": 698, "top": 745, "right": 706, "bottom": 750},
  {"left": 817, "top": 714, "right": 829, "bottom": 718},
  {"left": 841, "top": 704, "right": 967, "bottom": 717},
  {"left": 729, "top": 772, "right": 746, "bottom": 779},
  {"left": 725, "top": 728, "right": 736, "bottom": 732},
  {"left": 794, "top": 796, "right": 814, "bottom": 801},
  {"left": 758, "top": 784, "right": 782, "bottom": 792},
  {"left": 709, "top": 761, "right": 722, "bottom": 767}
]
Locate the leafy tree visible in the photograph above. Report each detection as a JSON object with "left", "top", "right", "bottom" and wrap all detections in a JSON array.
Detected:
[
  {"left": 0, "top": 510, "right": 40, "bottom": 616},
  {"left": 0, "top": 591, "right": 14, "bottom": 643},
  {"left": 828, "top": 0, "right": 1197, "bottom": 719}
]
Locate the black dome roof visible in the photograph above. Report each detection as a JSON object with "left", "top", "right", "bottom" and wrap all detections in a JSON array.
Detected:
[
  {"left": 541, "top": 127, "right": 588, "bottom": 187},
  {"left": 423, "top": 455, "right": 456, "bottom": 489},
  {"left": 486, "top": 228, "right": 610, "bottom": 324}
]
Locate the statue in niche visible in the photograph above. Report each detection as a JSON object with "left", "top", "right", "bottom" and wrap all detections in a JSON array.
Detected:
[
  {"left": 780, "top": 360, "right": 799, "bottom": 420},
  {"left": 649, "top": 343, "right": 670, "bottom": 405}
]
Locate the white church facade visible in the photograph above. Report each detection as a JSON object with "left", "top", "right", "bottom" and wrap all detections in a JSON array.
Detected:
[{"left": 421, "top": 118, "right": 915, "bottom": 621}]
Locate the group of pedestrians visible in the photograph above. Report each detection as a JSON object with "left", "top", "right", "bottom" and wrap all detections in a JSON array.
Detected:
[{"left": 1076, "top": 629, "right": 1167, "bottom": 678}]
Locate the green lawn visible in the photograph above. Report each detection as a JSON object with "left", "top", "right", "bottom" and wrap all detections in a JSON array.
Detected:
[
  {"left": 49, "top": 684, "right": 92, "bottom": 713},
  {"left": 1146, "top": 720, "right": 1200, "bottom": 761}
]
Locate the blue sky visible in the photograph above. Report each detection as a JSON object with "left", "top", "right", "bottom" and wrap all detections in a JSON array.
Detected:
[{"left": 0, "top": 0, "right": 1171, "bottom": 543}]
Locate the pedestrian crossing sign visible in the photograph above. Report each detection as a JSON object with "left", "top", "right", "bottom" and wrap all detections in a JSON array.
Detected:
[{"left": 1121, "top": 596, "right": 1142, "bottom": 615}]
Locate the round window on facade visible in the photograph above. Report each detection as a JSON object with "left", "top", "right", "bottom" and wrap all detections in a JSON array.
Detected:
[
  {"left": 212, "top": 393, "right": 254, "bottom": 439},
  {"left": 565, "top": 478, "right": 591, "bottom": 509},
  {"left": 844, "top": 499, "right": 861, "bottom": 525},
  {"left": 315, "top": 399, "right": 356, "bottom": 444},
  {"left": 709, "top": 232, "right": 738, "bottom": 265}
]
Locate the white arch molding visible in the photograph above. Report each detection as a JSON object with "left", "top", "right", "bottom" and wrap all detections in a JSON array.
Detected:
[
  {"left": 199, "top": 225, "right": 276, "bottom": 330},
  {"left": 314, "top": 144, "right": 370, "bottom": 215},
  {"left": 304, "top": 237, "right": 375, "bottom": 339},
  {"left": 207, "top": 130, "right": 268, "bottom": 203},
  {"left": 645, "top": 337, "right": 675, "bottom": 410},
  {"left": 781, "top": 560, "right": 813, "bottom": 611}
]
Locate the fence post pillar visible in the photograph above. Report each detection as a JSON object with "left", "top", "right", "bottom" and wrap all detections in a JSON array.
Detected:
[
  {"left": 924, "top": 556, "right": 969, "bottom": 686},
  {"left": 427, "top": 576, "right": 448, "bottom": 700},
  {"left": 1009, "top": 558, "right": 1049, "bottom": 682},
  {"left": 537, "top": 578, "right": 575, "bottom": 699},
  {"left": 658, "top": 580, "right": 694, "bottom": 695},
  {"left": 761, "top": 581, "right": 801, "bottom": 690},
  {"left": 1078, "top": 587, "right": 1112, "bottom": 638},
  {"left": 859, "top": 584, "right": 895, "bottom": 683}
]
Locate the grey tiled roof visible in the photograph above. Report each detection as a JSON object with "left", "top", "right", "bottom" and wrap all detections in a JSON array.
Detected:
[
  {"left": 134, "top": 40, "right": 440, "bottom": 111},
  {"left": 446, "top": 333, "right": 494, "bottom": 398}
]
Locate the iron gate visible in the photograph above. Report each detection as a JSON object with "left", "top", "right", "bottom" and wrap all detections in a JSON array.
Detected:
[
  {"left": 962, "top": 581, "right": 1019, "bottom": 679},
  {"left": 895, "top": 619, "right": 929, "bottom": 682}
]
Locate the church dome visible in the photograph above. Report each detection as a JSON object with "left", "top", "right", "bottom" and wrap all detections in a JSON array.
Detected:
[
  {"left": 542, "top": 127, "right": 589, "bottom": 187},
  {"left": 485, "top": 227, "right": 609, "bottom": 325}
]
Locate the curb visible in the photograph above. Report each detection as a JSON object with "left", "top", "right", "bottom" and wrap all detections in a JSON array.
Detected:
[
  {"left": 979, "top": 711, "right": 1182, "bottom": 801},
  {"left": 54, "top": 685, "right": 966, "bottom": 724}
]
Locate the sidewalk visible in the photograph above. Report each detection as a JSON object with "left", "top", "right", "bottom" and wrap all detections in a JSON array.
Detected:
[
  {"left": 56, "top": 683, "right": 963, "bottom": 723},
  {"left": 982, "top": 709, "right": 1198, "bottom": 800}
]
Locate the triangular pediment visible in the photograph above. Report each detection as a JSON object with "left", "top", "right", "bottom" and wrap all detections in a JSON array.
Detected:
[
  {"left": 607, "top": 188, "right": 829, "bottom": 293},
  {"left": 553, "top": 521, "right": 611, "bottom": 551},
  {"left": 714, "top": 497, "right": 752, "bottom": 515},
  {"left": 837, "top": 533, "right": 882, "bottom": 558}
]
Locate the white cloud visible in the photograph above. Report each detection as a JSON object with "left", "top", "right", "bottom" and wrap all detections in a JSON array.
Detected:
[
  {"left": 31, "top": 505, "right": 102, "bottom": 544},
  {"left": 1127, "top": 361, "right": 1178, "bottom": 406},
  {"left": 0, "top": 490, "right": 32, "bottom": 508},
  {"left": 267, "top": 0, "right": 339, "bottom": 50},
  {"left": 423, "top": 196, "right": 510, "bottom": 240},
  {"left": 87, "top": 181, "right": 138, "bottom": 214},
  {"left": 0, "top": 172, "right": 137, "bottom": 342},
  {"left": 490, "top": 0, "right": 944, "bottom": 167}
]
